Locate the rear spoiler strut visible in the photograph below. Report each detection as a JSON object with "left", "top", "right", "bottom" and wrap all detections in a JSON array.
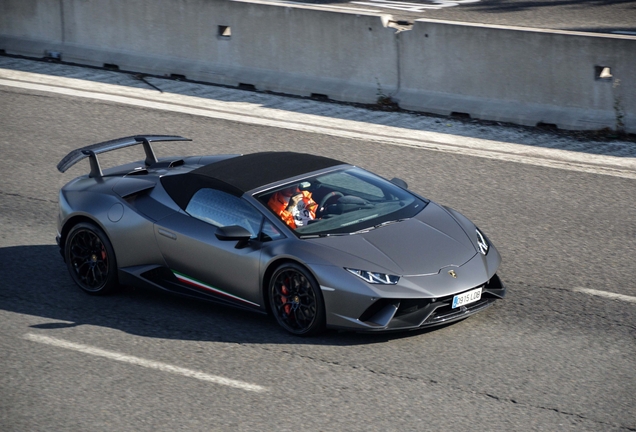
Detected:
[{"left": 57, "top": 135, "right": 191, "bottom": 178}]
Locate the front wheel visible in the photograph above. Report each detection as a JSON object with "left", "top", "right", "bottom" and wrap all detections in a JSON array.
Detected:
[
  {"left": 65, "top": 222, "right": 119, "bottom": 295},
  {"left": 269, "top": 263, "right": 326, "bottom": 336}
]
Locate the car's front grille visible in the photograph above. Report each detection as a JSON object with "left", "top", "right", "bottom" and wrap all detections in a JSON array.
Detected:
[
  {"left": 424, "top": 296, "right": 495, "bottom": 325},
  {"left": 394, "top": 298, "right": 433, "bottom": 317}
]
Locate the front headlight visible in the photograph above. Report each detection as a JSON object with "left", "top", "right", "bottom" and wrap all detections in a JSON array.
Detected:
[
  {"left": 475, "top": 228, "right": 489, "bottom": 255},
  {"left": 345, "top": 268, "right": 400, "bottom": 285}
]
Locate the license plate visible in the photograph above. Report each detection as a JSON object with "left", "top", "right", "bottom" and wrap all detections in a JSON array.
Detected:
[{"left": 452, "top": 287, "right": 482, "bottom": 309}]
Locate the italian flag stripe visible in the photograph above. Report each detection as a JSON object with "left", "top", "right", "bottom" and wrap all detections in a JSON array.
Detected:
[{"left": 172, "top": 270, "right": 260, "bottom": 307}]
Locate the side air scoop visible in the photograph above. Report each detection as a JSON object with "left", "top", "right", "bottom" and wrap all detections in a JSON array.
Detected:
[{"left": 56, "top": 135, "right": 191, "bottom": 177}]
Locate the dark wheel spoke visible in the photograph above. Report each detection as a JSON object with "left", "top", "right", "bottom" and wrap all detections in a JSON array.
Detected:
[
  {"left": 89, "top": 267, "right": 99, "bottom": 286},
  {"left": 299, "top": 304, "right": 315, "bottom": 316},
  {"left": 292, "top": 308, "right": 303, "bottom": 323},
  {"left": 296, "top": 306, "right": 312, "bottom": 323}
]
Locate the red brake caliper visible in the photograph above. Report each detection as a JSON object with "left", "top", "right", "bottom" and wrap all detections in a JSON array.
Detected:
[{"left": 281, "top": 279, "right": 291, "bottom": 315}]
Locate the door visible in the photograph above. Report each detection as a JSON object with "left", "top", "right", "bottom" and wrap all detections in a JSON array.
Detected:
[{"left": 154, "top": 188, "right": 267, "bottom": 309}]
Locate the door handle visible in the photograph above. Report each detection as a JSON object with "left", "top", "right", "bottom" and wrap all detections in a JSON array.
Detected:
[{"left": 158, "top": 228, "right": 177, "bottom": 240}]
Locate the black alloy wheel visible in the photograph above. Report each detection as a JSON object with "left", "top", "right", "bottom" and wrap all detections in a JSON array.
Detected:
[
  {"left": 269, "top": 263, "right": 326, "bottom": 336},
  {"left": 65, "top": 222, "right": 119, "bottom": 295}
]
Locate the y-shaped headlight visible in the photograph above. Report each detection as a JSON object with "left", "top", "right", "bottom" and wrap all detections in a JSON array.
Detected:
[
  {"left": 476, "top": 228, "right": 490, "bottom": 255},
  {"left": 345, "top": 268, "right": 400, "bottom": 285}
]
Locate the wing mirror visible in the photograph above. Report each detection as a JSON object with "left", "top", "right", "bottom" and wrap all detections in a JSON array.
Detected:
[
  {"left": 390, "top": 177, "right": 408, "bottom": 189},
  {"left": 215, "top": 225, "right": 252, "bottom": 248}
]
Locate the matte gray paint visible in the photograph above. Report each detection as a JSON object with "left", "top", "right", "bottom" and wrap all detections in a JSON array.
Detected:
[{"left": 58, "top": 154, "right": 504, "bottom": 332}]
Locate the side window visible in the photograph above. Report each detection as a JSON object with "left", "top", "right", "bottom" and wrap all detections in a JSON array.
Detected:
[{"left": 186, "top": 189, "right": 262, "bottom": 238}]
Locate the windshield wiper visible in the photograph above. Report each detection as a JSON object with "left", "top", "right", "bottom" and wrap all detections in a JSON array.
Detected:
[
  {"left": 300, "top": 219, "right": 408, "bottom": 238},
  {"left": 350, "top": 218, "right": 407, "bottom": 235},
  {"left": 375, "top": 219, "right": 406, "bottom": 229},
  {"left": 299, "top": 233, "right": 349, "bottom": 239}
]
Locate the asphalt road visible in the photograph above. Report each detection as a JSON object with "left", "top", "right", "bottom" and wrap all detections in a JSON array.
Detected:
[
  {"left": 275, "top": 0, "right": 636, "bottom": 34},
  {"left": 1, "top": 68, "right": 635, "bottom": 430}
]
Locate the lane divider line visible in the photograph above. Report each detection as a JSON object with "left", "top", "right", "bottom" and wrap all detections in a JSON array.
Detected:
[
  {"left": 23, "top": 333, "right": 267, "bottom": 393},
  {"left": 572, "top": 288, "right": 636, "bottom": 304}
]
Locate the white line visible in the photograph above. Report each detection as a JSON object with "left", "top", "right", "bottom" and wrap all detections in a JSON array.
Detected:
[
  {"left": 572, "top": 288, "right": 636, "bottom": 304},
  {"left": 231, "top": 0, "right": 381, "bottom": 13},
  {"left": 23, "top": 333, "right": 267, "bottom": 393},
  {"left": 1, "top": 72, "right": 635, "bottom": 179}
]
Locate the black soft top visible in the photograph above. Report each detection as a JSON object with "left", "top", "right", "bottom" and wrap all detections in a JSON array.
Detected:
[{"left": 161, "top": 152, "right": 344, "bottom": 209}]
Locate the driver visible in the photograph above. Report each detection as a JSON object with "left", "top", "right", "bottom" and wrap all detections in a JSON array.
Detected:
[{"left": 268, "top": 185, "right": 318, "bottom": 229}]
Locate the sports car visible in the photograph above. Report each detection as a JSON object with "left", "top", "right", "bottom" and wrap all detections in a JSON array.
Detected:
[{"left": 56, "top": 135, "right": 505, "bottom": 336}]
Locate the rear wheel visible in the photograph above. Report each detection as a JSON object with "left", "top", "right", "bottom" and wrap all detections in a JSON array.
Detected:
[
  {"left": 269, "top": 263, "right": 325, "bottom": 336},
  {"left": 65, "top": 222, "right": 119, "bottom": 295}
]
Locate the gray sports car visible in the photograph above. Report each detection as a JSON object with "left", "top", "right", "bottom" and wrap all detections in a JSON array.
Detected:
[{"left": 56, "top": 135, "right": 505, "bottom": 336}]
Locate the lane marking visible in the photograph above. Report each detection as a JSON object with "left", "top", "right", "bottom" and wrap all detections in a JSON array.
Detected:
[
  {"left": 572, "top": 288, "right": 636, "bottom": 304},
  {"left": 1, "top": 71, "right": 635, "bottom": 179},
  {"left": 23, "top": 333, "right": 267, "bottom": 393}
]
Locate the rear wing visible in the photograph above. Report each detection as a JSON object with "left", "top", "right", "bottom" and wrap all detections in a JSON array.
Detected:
[{"left": 57, "top": 135, "right": 192, "bottom": 178}]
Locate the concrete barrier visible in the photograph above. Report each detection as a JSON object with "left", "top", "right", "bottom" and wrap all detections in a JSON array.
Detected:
[
  {"left": 398, "top": 20, "right": 636, "bottom": 132},
  {"left": 0, "top": 0, "right": 398, "bottom": 105},
  {"left": 0, "top": 0, "right": 63, "bottom": 57},
  {"left": 1, "top": 0, "right": 634, "bottom": 132}
]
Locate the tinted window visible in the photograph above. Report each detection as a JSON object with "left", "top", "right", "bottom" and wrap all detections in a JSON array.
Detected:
[{"left": 186, "top": 189, "right": 262, "bottom": 238}]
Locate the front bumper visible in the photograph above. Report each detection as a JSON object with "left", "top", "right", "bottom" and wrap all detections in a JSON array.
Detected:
[{"left": 330, "top": 273, "right": 506, "bottom": 332}]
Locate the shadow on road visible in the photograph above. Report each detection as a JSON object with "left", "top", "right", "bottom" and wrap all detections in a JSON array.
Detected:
[{"left": 0, "top": 244, "right": 447, "bottom": 347}]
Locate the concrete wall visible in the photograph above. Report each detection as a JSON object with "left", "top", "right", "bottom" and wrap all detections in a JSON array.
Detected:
[
  {"left": 0, "top": 0, "right": 63, "bottom": 55},
  {"left": 1, "top": 0, "right": 634, "bottom": 132},
  {"left": 398, "top": 20, "right": 636, "bottom": 131},
  {"left": 0, "top": 0, "right": 397, "bottom": 103}
]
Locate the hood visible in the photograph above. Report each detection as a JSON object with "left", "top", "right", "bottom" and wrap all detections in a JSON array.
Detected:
[{"left": 309, "top": 203, "right": 477, "bottom": 275}]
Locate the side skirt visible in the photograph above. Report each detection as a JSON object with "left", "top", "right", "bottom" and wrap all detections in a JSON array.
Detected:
[{"left": 118, "top": 265, "right": 265, "bottom": 314}]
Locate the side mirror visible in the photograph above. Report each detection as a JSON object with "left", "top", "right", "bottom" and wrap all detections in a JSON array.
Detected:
[
  {"left": 215, "top": 225, "right": 252, "bottom": 248},
  {"left": 390, "top": 177, "right": 408, "bottom": 189}
]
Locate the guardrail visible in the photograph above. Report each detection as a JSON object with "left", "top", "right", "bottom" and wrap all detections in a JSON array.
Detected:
[{"left": 1, "top": 0, "right": 634, "bottom": 132}]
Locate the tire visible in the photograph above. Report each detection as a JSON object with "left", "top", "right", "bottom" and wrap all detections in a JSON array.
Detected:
[
  {"left": 64, "top": 222, "right": 119, "bottom": 295},
  {"left": 268, "top": 263, "right": 326, "bottom": 336}
]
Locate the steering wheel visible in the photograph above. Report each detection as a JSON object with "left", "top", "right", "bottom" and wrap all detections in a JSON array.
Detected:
[{"left": 318, "top": 191, "right": 344, "bottom": 217}]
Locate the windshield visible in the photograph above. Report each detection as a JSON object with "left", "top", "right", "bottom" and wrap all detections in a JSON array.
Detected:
[{"left": 256, "top": 167, "right": 428, "bottom": 236}]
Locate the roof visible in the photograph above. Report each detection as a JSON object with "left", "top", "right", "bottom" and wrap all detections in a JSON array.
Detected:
[
  {"left": 191, "top": 152, "right": 344, "bottom": 191},
  {"left": 161, "top": 152, "right": 345, "bottom": 209}
]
